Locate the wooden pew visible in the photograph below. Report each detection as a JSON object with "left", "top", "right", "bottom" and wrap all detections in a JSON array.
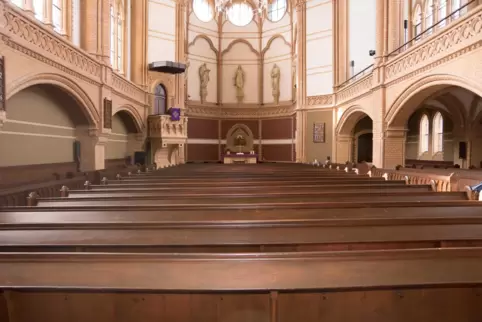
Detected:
[
  {"left": 0, "top": 248, "right": 482, "bottom": 291},
  {"left": 2, "top": 207, "right": 482, "bottom": 251}
]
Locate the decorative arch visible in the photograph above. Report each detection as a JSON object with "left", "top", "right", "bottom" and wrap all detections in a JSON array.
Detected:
[
  {"left": 225, "top": 123, "right": 255, "bottom": 152},
  {"left": 336, "top": 105, "right": 373, "bottom": 136},
  {"left": 221, "top": 39, "right": 260, "bottom": 57},
  {"left": 6, "top": 73, "right": 99, "bottom": 127},
  {"left": 262, "top": 34, "right": 291, "bottom": 55},
  {"left": 187, "top": 34, "right": 219, "bottom": 54},
  {"left": 113, "top": 104, "right": 144, "bottom": 133},
  {"left": 386, "top": 74, "right": 482, "bottom": 128}
]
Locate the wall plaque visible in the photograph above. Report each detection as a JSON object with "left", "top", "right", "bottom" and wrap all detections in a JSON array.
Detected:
[
  {"left": 103, "top": 98, "right": 112, "bottom": 129},
  {"left": 0, "top": 56, "right": 5, "bottom": 111},
  {"left": 313, "top": 122, "right": 325, "bottom": 143}
]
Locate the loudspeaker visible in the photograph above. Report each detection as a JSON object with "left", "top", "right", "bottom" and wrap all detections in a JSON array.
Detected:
[
  {"left": 404, "top": 19, "right": 408, "bottom": 29},
  {"left": 350, "top": 60, "right": 355, "bottom": 67},
  {"left": 134, "top": 151, "right": 146, "bottom": 165},
  {"left": 459, "top": 141, "right": 467, "bottom": 159}
]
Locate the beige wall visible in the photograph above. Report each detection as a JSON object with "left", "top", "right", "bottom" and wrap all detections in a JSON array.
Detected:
[
  {"left": 306, "top": 0, "right": 333, "bottom": 95},
  {"left": 304, "top": 109, "right": 333, "bottom": 161},
  {"left": 105, "top": 114, "right": 131, "bottom": 160},
  {"left": 0, "top": 86, "right": 84, "bottom": 167},
  {"left": 148, "top": 0, "right": 176, "bottom": 63}
]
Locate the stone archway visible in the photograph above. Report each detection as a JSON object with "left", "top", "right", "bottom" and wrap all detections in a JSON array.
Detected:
[
  {"left": 225, "top": 124, "right": 255, "bottom": 153},
  {"left": 385, "top": 74, "right": 482, "bottom": 168},
  {"left": 335, "top": 106, "right": 373, "bottom": 163},
  {"left": 6, "top": 73, "right": 100, "bottom": 127}
]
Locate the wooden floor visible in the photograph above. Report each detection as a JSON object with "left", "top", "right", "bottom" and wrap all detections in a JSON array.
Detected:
[{"left": 1, "top": 163, "right": 482, "bottom": 322}]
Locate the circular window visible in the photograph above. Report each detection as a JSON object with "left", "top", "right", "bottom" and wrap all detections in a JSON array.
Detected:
[
  {"left": 267, "top": 0, "right": 287, "bottom": 22},
  {"left": 227, "top": 2, "right": 254, "bottom": 26},
  {"left": 193, "top": 0, "right": 214, "bottom": 22}
]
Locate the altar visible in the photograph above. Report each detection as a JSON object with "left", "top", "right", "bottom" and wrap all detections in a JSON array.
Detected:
[{"left": 223, "top": 153, "right": 257, "bottom": 164}]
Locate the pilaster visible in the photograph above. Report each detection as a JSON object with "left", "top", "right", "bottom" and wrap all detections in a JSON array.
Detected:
[
  {"left": 382, "top": 127, "right": 407, "bottom": 169},
  {"left": 294, "top": 0, "right": 306, "bottom": 163},
  {"left": 80, "top": 0, "right": 100, "bottom": 58},
  {"left": 130, "top": 0, "right": 148, "bottom": 87},
  {"left": 76, "top": 127, "right": 109, "bottom": 171},
  {"left": 387, "top": 0, "right": 402, "bottom": 53},
  {"left": 43, "top": 0, "right": 52, "bottom": 26},
  {"left": 175, "top": 0, "right": 187, "bottom": 109}
]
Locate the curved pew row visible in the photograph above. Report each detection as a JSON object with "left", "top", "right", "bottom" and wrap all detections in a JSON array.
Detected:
[
  {"left": 2, "top": 206, "right": 482, "bottom": 251},
  {"left": 0, "top": 248, "right": 482, "bottom": 291}
]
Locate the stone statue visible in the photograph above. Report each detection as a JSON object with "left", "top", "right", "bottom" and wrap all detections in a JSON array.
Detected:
[
  {"left": 271, "top": 64, "right": 281, "bottom": 104},
  {"left": 234, "top": 65, "right": 245, "bottom": 103},
  {"left": 234, "top": 134, "right": 246, "bottom": 147},
  {"left": 198, "top": 63, "right": 210, "bottom": 103}
]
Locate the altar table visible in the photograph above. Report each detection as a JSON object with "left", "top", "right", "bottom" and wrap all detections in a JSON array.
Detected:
[{"left": 223, "top": 154, "right": 257, "bottom": 164}]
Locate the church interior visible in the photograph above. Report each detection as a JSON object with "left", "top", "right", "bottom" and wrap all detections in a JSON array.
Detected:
[{"left": 1, "top": 0, "right": 482, "bottom": 320}]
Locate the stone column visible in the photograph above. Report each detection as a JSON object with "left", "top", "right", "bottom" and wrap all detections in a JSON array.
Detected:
[
  {"left": 335, "top": 134, "right": 353, "bottom": 163},
  {"left": 43, "top": 0, "right": 53, "bottom": 25},
  {"left": 130, "top": 0, "right": 147, "bottom": 86},
  {"left": 99, "top": 0, "right": 110, "bottom": 64},
  {"left": 382, "top": 127, "right": 407, "bottom": 169},
  {"left": 374, "top": 0, "right": 387, "bottom": 64},
  {"left": 175, "top": 0, "right": 187, "bottom": 109},
  {"left": 294, "top": 0, "right": 306, "bottom": 163},
  {"left": 333, "top": 0, "right": 348, "bottom": 84},
  {"left": 80, "top": 0, "right": 100, "bottom": 58},
  {"left": 387, "top": 0, "right": 402, "bottom": 54},
  {"left": 76, "top": 127, "right": 109, "bottom": 171},
  {"left": 23, "top": 0, "right": 35, "bottom": 15}
]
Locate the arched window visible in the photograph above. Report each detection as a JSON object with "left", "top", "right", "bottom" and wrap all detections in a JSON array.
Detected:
[
  {"left": 432, "top": 112, "right": 444, "bottom": 154},
  {"left": 227, "top": 2, "right": 254, "bottom": 26},
  {"left": 438, "top": 0, "right": 447, "bottom": 27},
  {"left": 267, "top": 0, "right": 287, "bottom": 22},
  {"left": 33, "top": 0, "right": 44, "bottom": 21},
  {"left": 193, "top": 0, "right": 214, "bottom": 22},
  {"left": 419, "top": 114, "right": 430, "bottom": 154},
  {"left": 424, "top": 0, "right": 434, "bottom": 34},
  {"left": 110, "top": 0, "right": 125, "bottom": 73},
  {"left": 52, "top": 0, "right": 63, "bottom": 33},
  {"left": 413, "top": 5, "right": 422, "bottom": 41},
  {"left": 153, "top": 84, "right": 167, "bottom": 115}
]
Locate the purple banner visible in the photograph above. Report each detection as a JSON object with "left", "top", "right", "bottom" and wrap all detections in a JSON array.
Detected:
[{"left": 169, "top": 107, "right": 181, "bottom": 121}]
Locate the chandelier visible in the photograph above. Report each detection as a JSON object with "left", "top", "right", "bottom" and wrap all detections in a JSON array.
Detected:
[{"left": 214, "top": 0, "right": 269, "bottom": 16}]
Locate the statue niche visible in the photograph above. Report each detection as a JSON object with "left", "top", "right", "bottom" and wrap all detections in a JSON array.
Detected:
[{"left": 225, "top": 124, "right": 254, "bottom": 154}]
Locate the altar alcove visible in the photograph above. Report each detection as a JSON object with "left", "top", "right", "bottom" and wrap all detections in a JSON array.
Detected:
[{"left": 225, "top": 124, "right": 254, "bottom": 153}]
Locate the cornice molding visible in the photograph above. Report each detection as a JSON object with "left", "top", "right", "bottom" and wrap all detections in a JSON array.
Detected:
[{"left": 186, "top": 101, "right": 296, "bottom": 119}]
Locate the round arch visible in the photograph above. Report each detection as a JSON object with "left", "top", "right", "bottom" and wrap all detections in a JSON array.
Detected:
[
  {"left": 336, "top": 105, "right": 373, "bottom": 136},
  {"left": 113, "top": 105, "right": 144, "bottom": 133},
  {"left": 386, "top": 74, "right": 482, "bottom": 128},
  {"left": 6, "top": 73, "right": 100, "bottom": 127}
]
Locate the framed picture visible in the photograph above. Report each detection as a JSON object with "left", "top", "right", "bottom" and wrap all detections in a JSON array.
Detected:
[
  {"left": 313, "top": 122, "right": 325, "bottom": 143},
  {"left": 103, "top": 98, "right": 112, "bottom": 129}
]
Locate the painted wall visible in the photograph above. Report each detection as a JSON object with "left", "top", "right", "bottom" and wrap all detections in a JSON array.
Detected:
[
  {"left": 348, "top": 0, "right": 376, "bottom": 76},
  {"left": 306, "top": 0, "right": 333, "bottom": 96},
  {"left": 304, "top": 109, "right": 334, "bottom": 162},
  {"left": 0, "top": 86, "right": 85, "bottom": 167},
  {"left": 148, "top": 0, "right": 176, "bottom": 63}
]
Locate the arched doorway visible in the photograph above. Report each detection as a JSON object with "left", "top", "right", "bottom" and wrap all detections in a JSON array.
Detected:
[
  {"left": 153, "top": 84, "right": 167, "bottom": 115},
  {"left": 336, "top": 108, "right": 373, "bottom": 164}
]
